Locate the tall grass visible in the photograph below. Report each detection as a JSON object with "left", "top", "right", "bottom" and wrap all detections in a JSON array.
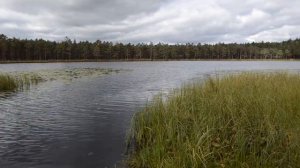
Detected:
[
  {"left": 0, "top": 73, "right": 42, "bottom": 92},
  {"left": 127, "top": 72, "right": 300, "bottom": 168},
  {"left": 0, "top": 74, "right": 18, "bottom": 91}
]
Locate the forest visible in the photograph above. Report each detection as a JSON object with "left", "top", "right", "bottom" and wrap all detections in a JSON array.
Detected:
[{"left": 0, "top": 34, "right": 300, "bottom": 61}]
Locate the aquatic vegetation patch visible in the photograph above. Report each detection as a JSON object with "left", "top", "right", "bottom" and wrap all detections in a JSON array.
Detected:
[
  {"left": 0, "top": 68, "right": 122, "bottom": 92},
  {"left": 127, "top": 72, "right": 300, "bottom": 168},
  {"left": 17, "top": 68, "right": 122, "bottom": 81},
  {"left": 0, "top": 74, "right": 18, "bottom": 91},
  {"left": 0, "top": 73, "right": 42, "bottom": 92}
]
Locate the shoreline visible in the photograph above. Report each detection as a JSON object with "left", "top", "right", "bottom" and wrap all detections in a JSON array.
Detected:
[{"left": 0, "top": 59, "right": 298, "bottom": 64}]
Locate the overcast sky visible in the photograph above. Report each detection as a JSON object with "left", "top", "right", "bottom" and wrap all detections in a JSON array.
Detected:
[{"left": 0, "top": 0, "right": 300, "bottom": 43}]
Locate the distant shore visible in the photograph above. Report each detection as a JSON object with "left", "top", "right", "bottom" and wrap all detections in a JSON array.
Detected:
[{"left": 0, "top": 59, "right": 298, "bottom": 64}]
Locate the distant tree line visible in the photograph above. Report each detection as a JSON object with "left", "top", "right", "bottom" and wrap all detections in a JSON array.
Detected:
[{"left": 0, "top": 34, "right": 300, "bottom": 61}]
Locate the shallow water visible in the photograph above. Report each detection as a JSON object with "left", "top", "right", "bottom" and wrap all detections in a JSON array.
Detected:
[{"left": 0, "top": 61, "right": 300, "bottom": 168}]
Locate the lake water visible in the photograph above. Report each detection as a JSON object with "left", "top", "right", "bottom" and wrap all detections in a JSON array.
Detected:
[{"left": 1, "top": 61, "right": 300, "bottom": 168}]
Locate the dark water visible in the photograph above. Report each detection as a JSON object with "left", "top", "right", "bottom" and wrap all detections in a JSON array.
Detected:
[{"left": 1, "top": 61, "right": 300, "bottom": 168}]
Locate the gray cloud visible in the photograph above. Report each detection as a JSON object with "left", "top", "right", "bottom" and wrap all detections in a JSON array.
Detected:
[{"left": 0, "top": 0, "right": 300, "bottom": 43}]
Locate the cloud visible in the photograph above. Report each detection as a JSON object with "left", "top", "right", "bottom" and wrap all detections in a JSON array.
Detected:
[
  {"left": 0, "top": 0, "right": 300, "bottom": 43},
  {"left": 247, "top": 25, "right": 300, "bottom": 42}
]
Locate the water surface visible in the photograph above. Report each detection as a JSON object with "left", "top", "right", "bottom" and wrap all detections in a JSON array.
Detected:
[{"left": 1, "top": 61, "right": 300, "bottom": 168}]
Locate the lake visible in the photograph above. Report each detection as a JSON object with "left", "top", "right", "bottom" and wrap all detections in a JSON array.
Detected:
[{"left": 1, "top": 61, "right": 300, "bottom": 168}]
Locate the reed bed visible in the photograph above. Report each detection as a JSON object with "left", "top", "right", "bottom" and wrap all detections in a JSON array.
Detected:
[
  {"left": 0, "top": 68, "right": 120, "bottom": 92},
  {"left": 0, "top": 73, "right": 42, "bottom": 92},
  {"left": 127, "top": 72, "right": 300, "bottom": 168}
]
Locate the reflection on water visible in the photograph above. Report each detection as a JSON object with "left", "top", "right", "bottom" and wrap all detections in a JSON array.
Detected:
[{"left": 1, "top": 61, "right": 300, "bottom": 168}]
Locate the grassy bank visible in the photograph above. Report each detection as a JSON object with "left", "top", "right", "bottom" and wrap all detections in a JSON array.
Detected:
[
  {"left": 0, "top": 73, "right": 42, "bottom": 92},
  {"left": 127, "top": 72, "right": 300, "bottom": 168}
]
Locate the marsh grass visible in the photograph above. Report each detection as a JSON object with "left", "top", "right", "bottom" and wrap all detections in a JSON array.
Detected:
[
  {"left": 0, "top": 74, "right": 18, "bottom": 91},
  {"left": 0, "top": 68, "right": 121, "bottom": 92},
  {"left": 127, "top": 72, "right": 300, "bottom": 168},
  {"left": 0, "top": 73, "right": 43, "bottom": 92}
]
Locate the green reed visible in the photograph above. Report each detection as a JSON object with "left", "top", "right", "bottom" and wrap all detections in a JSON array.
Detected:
[{"left": 127, "top": 72, "right": 300, "bottom": 168}]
